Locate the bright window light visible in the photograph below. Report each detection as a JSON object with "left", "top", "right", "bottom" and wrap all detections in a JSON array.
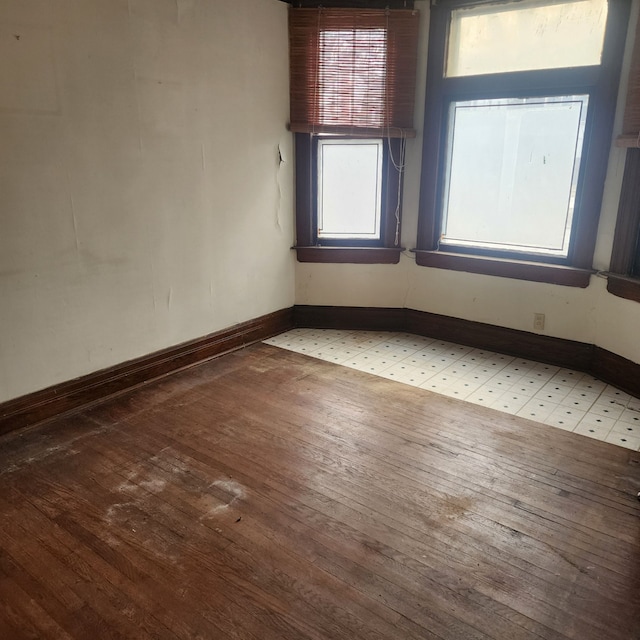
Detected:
[
  {"left": 440, "top": 96, "right": 589, "bottom": 257},
  {"left": 447, "top": 0, "right": 608, "bottom": 77},
  {"left": 317, "top": 138, "right": 383, "bottom": 240}
]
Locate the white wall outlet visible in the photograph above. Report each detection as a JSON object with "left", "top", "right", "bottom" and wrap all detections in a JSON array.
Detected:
[{"left": 533, "top": 313, "right": 545, "bottom": 331}]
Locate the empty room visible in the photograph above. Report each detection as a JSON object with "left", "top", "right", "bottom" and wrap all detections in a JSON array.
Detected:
[{"left": 1, "top": 0, "right": 639, "bottom": 638}]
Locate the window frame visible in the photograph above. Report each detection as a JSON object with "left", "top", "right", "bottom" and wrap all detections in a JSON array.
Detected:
[
  {"left": 415, "top": 0, "right": 631, "bottom": 287},
  {"left": 437, "top": 93, "right": 590, "bottom": 259},
  {"left": 294, "top": 132, "right": 406, "bottom": 263},
  {"left": 316, "top": 137, "right": 385, "bottom": 244},
  {"left": 289, "top": 6, "right": 419, "bottom": 264},
  {"left": 607, "top": 148, "right": 640, "bottom": 302}
]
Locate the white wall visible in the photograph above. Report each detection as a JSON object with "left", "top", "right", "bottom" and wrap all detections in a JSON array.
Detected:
[
  {"left": 0, "top": 0, "right": 295, "bottom": 403},
  {"left": 295, "top": 0, "right": 640, "bottom": 366}
]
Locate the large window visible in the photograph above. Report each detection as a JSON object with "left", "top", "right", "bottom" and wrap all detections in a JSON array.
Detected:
[
  {"left": 416, "top": 0, "right": 630, "bottom": 286},
  {"left": 440, "top": 95, "right": 588, "bottom": 257},
  {"left": 289, "top": 6, "right": 419, "bottom": 264}
]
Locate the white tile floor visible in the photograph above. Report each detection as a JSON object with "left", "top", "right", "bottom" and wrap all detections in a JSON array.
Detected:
[{"left": 264, "top": 328, "right": 640, "bottom": 451}]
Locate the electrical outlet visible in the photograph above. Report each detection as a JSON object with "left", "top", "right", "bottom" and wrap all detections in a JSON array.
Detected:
[{"left": 533, "top": 313, "right": 545, "bottom": 331}]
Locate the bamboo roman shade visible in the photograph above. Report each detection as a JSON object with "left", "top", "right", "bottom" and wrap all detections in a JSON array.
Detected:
[
  {"left": 619, "top": 11, "right": 640, "bottom": 147},
  {"left": 288, "top": 8, "right": 420, "bottom": 138}
]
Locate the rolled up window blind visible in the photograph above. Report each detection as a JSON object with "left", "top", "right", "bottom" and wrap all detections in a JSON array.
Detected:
[
  {"left": 618, "top": 12, "right": 640, "bottom": 147},
  {"left": 289, "top": 8, "right": 419, "bottom": 138}
]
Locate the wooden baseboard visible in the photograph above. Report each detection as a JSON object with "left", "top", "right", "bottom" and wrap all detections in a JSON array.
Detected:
[
  {"left": 293, "top": 305, "right": 591, "bottom": 369},
  {"left": 293, "top": 305, "right": 639, "bottom": 398},
  {"left": 0, "top": 308, "right": 294, "bottom": 436},
  {"left": 3, "top": 304, "right": 638, "bottom": 436},
  {"left": 591, "top": 347, "right": 640, "bottom": 400},
  {"left": 294, "top": 305, "right": 404, "bottom": 332},
  {"left": 403, "top": 308, "right": 593, "bottom": 370}
]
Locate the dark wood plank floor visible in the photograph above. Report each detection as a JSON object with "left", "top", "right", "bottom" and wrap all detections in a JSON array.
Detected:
[{"left": 0, "top": 343, "right": 639, "bottom": 640}]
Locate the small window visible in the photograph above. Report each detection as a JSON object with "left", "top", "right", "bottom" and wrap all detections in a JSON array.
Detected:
[
  {"left": 447, "top": 0, "right": 608, "bottom": 77},
  {"left": 288, "top": 7, "right": 419, "bottom": 263},
  {"left": 317, "top": 138, "right": 384, "bottom": 242}
]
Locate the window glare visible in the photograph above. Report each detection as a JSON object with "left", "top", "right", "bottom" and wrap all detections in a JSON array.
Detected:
[
  {"left": 447, "top": 0, "right": 608, "bottom": 77},
  {"left": 318, "top": 139, "right": 383, "bottom": 240},
  {"left": 441, "top": 96, "right": 589, "bottom": 257}
]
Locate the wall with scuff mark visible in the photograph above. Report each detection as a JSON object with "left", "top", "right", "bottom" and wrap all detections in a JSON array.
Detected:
[
  {"left": 0, "top": 0, "right": 294, "bottom": 402},
  {"left": 295, "top": 0, "right": 640, "bottom": 366}
]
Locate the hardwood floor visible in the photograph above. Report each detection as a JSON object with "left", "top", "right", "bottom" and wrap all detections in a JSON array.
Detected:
[{"left": 0, "top": 343, "right": 639, "bottom": 639}]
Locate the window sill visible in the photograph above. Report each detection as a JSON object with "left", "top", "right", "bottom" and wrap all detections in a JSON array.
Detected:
[
  {"left": 293, "top": 246, "right": 403, "bottom": 264},
  {"left": 606, "top": 274, "right": 640, "bottom": 303},
  {"left": 413, "top": 250, "right": 593, "bottom": 287}
]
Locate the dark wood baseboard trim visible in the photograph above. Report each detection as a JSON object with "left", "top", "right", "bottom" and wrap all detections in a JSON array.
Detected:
[
  {"left": 293, "top": 305, "right": 639, "bottom": 398},
  {"left": 294, "top": 306, "right": 592, "bottom": 369},
  {"left": 403, "top": 308, "right": 593, "bottom": 370},
  {"left": 4, "top": 304, "right": 639, "bottom": 437},
  {"left": 294, "top": 305, "right": 405, "bottom": 331},
  {"left": 0, "top": 308, "right": 294, "bottom": 437},
  {"left": 591, "top": 347, "right": 640, "bottom": 400}
]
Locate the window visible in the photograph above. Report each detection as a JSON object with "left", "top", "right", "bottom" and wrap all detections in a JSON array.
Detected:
[
  {"left": 440, "top": 95, "right": 588, "bottom": 257},
  {"left": 607, "top": 151, "right": 640, "bottom": 301},
  {"left": 317, "top": 138, "right": 383, "bottom": 242},
  {"left": 608, "top": 6, "right": 640, "bottom": 303},
  {"left": 446, "top": 0, "right": 609, "bottom": 77},
  {"left": 416, "top": 0, "right": 630, "bottom": 286},
  {"left": 289, "top": 7, "right": 419, "bottom": 263}
]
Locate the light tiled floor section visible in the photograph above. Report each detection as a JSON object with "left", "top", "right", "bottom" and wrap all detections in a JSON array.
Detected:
[{"left": 264, "top": 328, "right": 640, "bottom": 451}]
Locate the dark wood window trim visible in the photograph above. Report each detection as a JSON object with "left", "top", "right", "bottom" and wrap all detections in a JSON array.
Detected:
[
  {"left": 607, "top": 148, "right": 640, "bottom": 302},
  {"left": 293, "top": 246, "right": 402, "bottom": 264},
  {"left": 293, "top": 133, "right": 406, "bottom": 264},
  {"left": 289, "top": 7, "right": 419, "bottom": 264},
  {"left": 415, "top": 0, "right": 631, "bottom": 284},
  {"left": 607, "top": 274, "right": 640, "bottom": 302},
  {"left": 413, "top": 250, "right": 593, "bottom": 287}
]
